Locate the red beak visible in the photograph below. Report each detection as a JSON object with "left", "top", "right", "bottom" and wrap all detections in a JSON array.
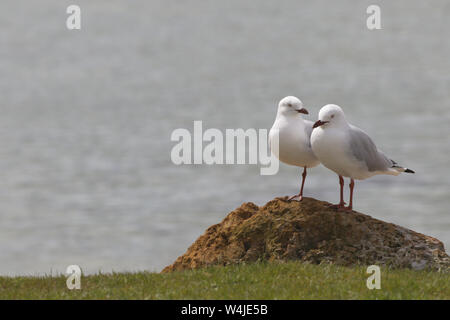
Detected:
[
  {"left": 313, "top": 120, "right": 329, "bottom": 128},
  {"left": 297, "top": 108, "right": 308, "bottom": 115}
]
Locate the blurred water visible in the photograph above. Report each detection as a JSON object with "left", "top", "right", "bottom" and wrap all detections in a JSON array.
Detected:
[{"left": 0, "top": 0, "right": 448, "bottom": 275}]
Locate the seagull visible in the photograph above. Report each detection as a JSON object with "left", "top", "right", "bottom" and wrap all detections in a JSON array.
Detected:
[
  {"left": 269, "top": 96, "right": 320, "bottom": 201},
  {"left": 311, "top": 104, "right": 414, "bottom": 210}
]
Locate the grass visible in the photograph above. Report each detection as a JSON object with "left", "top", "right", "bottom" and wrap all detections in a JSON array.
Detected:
[{"left": 0, "top": 261, "right": 448, "bottom": 299}]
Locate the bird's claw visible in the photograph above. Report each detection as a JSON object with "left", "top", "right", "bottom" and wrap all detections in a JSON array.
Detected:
[
  {"left": 328, "top": 202, "right": 347, "bottom": 210},
  {"left": 288, "top": 195, "right": 303, "bottom": 202}
]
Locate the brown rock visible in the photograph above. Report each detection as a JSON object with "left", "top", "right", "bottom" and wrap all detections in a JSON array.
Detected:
[{"left": 162, "top": 197, "right": 449, "bottom": 272}]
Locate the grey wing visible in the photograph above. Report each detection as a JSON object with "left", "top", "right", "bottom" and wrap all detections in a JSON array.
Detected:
[
  {"left": 304, "top": 120, "right": 314, "bottom": 147},
  {"left": 349, "top": 125, "right": 393, "bottom": 172}
]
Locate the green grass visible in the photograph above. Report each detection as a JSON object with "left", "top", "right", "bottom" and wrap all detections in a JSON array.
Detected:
[{"left": 0, "top": 261, "right": 448, "bottom": 299}]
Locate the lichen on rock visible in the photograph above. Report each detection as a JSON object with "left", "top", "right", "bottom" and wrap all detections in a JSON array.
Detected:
[{"left": 162, "top": 197, "right": 449, "bottom": 273}]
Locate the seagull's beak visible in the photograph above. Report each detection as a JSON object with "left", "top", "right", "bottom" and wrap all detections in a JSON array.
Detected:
[
  {"left": 296, "top": 107, "right": 308, "bottom": 115},
  {"left": 313, "top": 120, "right": 329, "bottom": 128}
]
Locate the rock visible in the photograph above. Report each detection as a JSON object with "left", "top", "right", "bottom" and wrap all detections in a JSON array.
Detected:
[{"left": 162, "top": 197, "right": 449, "bottom": 273}]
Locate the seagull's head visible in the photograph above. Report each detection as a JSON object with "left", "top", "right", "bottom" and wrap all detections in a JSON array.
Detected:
[
  {"left": 313, "top": 104, "right": 346, "bottom": 129},
  {"left": 277, "top": 96, "right": 309, "bottom": 117}
]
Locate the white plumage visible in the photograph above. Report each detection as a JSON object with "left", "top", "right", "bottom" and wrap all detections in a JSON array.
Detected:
[
  {"left": 269, "top": 96, "right": 320, "bottom": 201},
  {"left": 311, "top": 104, "right": 414, "bottom": 210}
]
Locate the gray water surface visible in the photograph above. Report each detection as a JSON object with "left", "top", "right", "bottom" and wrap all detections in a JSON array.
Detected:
[{"left": 0, "top": 0, "right": 449, "bottom": 275}]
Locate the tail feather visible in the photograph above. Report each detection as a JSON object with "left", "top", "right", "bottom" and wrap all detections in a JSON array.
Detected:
[
  {"left": 390, "top": 159, "right": 414, "bottom": 174},
  {"left": 392, "top": 164, "right": 415, "bottom": 174}
]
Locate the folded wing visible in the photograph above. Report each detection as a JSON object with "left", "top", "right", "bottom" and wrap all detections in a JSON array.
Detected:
[{"left": 349, "top": 125, "right": 392, "bottom": 172}]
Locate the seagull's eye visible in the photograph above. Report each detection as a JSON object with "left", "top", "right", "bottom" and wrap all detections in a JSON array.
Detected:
[
  {"left": 330, "top": 114, "right": 335, "bottom": 119},
  {"left": 287, "top": 103, "right": 292, "bottom": 107}
]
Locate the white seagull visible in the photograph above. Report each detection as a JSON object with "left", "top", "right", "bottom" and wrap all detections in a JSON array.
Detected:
[
  {"left": 269, "top": 96, "right": 320, "bottom": 201},
  {"left": 311, "top": 104, "right": 414, "bottom": 210}
]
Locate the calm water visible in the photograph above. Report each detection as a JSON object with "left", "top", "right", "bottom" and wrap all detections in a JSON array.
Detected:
[{"left": 0, "top": 0, "right": 448, "bottom": 275}]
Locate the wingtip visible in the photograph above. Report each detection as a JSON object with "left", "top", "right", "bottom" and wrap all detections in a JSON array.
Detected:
[{"left": 405, "top": 168, "right": 415, "bottom": 174}]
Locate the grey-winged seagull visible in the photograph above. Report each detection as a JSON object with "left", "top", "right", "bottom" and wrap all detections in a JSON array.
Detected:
[
  {"left": 311, "top": 104, "right": 414, "bottom": 210},
  {"left": 269, "top": 96, "right": 320, "bottom": 201}
]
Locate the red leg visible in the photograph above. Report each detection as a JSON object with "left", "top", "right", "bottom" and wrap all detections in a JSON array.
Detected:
[
  {"left": 328, "top": 175, "right": 346, "bottom": 209},
  {"left": 338, "top": 175, "right": 345, "bottom": 206},
  {"left": 346, "top": 179, "right": 355, "bottom": 211},
  {"left": 288, "top": 167, "right": 307, "bottom": 201},
  {"left": 299, "top": 167, "right": 307, "bottom": 199}
]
